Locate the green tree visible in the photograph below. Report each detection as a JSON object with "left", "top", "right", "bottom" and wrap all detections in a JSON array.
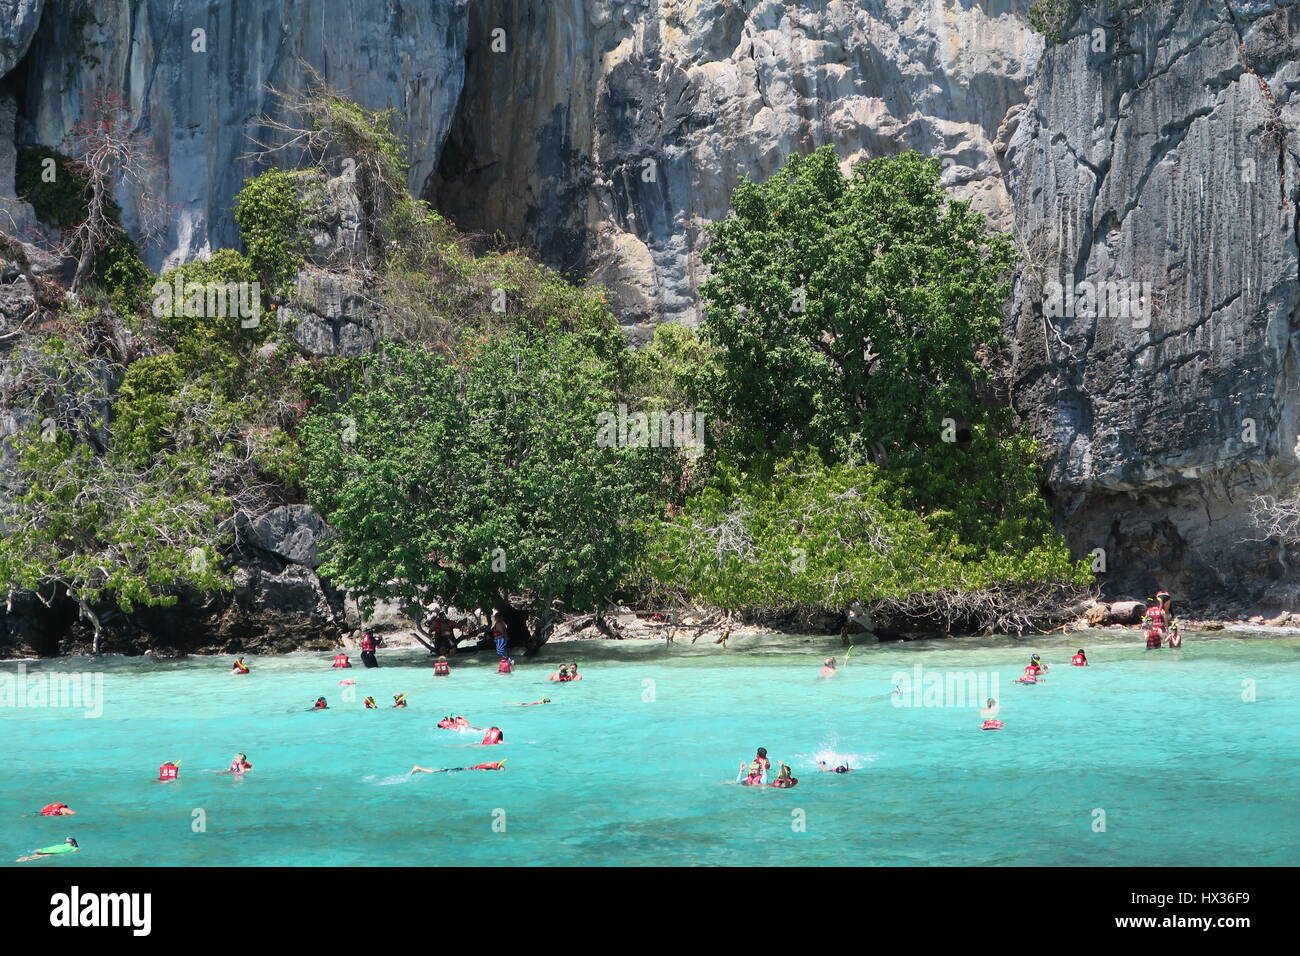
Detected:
[
  {"left": 697, "top": 147, "right": 1016, "bottom": 463},
  {"left": 301, "top": 333, "right": 663, "bottom": 644},
  {"left": 0, "top": 433, "right": 230, "bottom": 652}
]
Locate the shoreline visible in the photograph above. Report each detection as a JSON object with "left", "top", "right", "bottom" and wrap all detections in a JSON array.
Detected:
[{"left": 6, "top": 613, "right": 1300, "bottom": 662}]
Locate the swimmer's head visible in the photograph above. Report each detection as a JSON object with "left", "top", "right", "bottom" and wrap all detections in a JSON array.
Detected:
[
  {"left": 756, "top": 747, "right": 767, "bottom": 758},
  {"left": 1030, "top": 654, "right": 1041, "bottom": 662},
  {"left": 1077, "top": 649, "right": 1085, "bottom": 655},
  {"left": 986, "top": 698, "right": 997, "bottom": 707},
  {"left": 66, "top": 837, "right": 78, "bottom": 847}
]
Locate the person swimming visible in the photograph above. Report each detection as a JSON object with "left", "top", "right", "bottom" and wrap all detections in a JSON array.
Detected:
[
  {"left": 1029, "top": 653, "right": 1048, "bottom": 674},
  {"left": 231, "top": 658, "right": 249, "bottom": 675},
  {"left": 433, "top": 656, "right": 451, "bottom": 677},
  {"left": 393, "top": 693, "right": 408, "bottom": 708},
  {"left": 770, "top": 763, "right": 798, "bottom": 788},
  {"left": 16, "top": 837, "right": 79, "bottom": 862},
  {"left": 39, "top": 802, "right": 76, "bottom": 816},
  {"left": 409, "top": 760, "right": 507, "bottom": 774},
  {"left": 1071, "top": 649, "right": 1088, "bottom": 666},
  {"left": 980, "top": 696, "right": 1003, "bottom": 729},
  {"left": 158, "top": 759, "right": 181, "bottom": 782},
  {"left": 818, "top": 761, "right": 853, "bottom": 774},
  {"left": 738, "top": 759, "right": 766, "bottom": 785},
  {"left": 566, "top": 662, "right": 582, "bottom": 681},
  {"left": 220, "top": 753, "right": 253, "bottom": 776},
  {"left": 547, "top": 664, "right": 571, "bottom": 682},
  {"left": 311, "top": 697, "right": 329, "bottom": 710},
  {"left": 820, "top": 656, "right": 838, "bottom": 677},
  {"left": 363, "top": 696, "right": 378, "bottom": 709},
  {"left": 497, "top": 656, "right": 514, "bottom": 674},
  {"left": 513, "top": 698, "right": 551, "bottom": 706},
  {"left": 332, "top": 652, "right": 351, "bottom": 668},
  {"left": 481, "top": 727, "right": 504, "bottom": 745}
]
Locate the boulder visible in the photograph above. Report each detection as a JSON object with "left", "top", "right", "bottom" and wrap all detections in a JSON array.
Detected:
[
  {"left": 241, "top": 505, "right": 331, "bottom": 569},
  {"left": 1107, "top": 601, "right": 1145, "bottom": 625}
]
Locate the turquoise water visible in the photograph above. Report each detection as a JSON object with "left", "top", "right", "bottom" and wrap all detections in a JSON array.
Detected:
[{"left": 2, "top": 629, "right": 1298, "bottom": 867}]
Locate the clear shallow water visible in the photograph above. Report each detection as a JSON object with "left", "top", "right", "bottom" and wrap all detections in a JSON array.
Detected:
[{"left": 2, "top": 629, "right": 1297, "bottom": 867}]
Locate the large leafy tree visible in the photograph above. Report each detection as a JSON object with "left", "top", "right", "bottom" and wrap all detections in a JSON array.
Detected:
[
  {"left": 301, "top": 333, "right": 662, "bottom": 645},
  {"left": 697, "top": 146, "right": 1017, "bottom": 463}
]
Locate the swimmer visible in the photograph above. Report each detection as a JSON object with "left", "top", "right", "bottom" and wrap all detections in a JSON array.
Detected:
[
  {"left": 753, "top": 747, "right": 771, "bottom": 774},
  {"left": 38, "top": 802, "right": 76, "bottom": 816},
  {"left": 818, "top": 761, "right": 853, "bottom": 774},
  {"left": 548, "top": 664, "right": 571, "bottom": 682},
  {"left": 1167, "top": 622, "right": 1183, "bottom": 648},
  {"left": 566, "top": 662, "right": 583, "bottom": 681},
  {"left": 1029, "top": 653, "right": 1048, "bottom": 674},
  {"left": 770, "top": 763, "right": 798, "bottom": 788},
  {"left": 409, "top": 760, "right": 507, "bottom": 774},
  {"left": 1071, "top": 648, "right": 1089, "bottom": 666},
  {"left": 820, "top": 657, "right": 838, "bottom": 677},
  {"left": 338, "top": 679, "right": 355, "bottom": 686},
  {"left": 311, "top": 697, "right": 329, "bottom": 710},
  {"left": 231, "top": 657, "right": 249, "bottom": 675},
  {"left": 433, "top": 656, "right": 451, "bottom": 677},
  {"left": 513, "top": 698, "right": 551, "bottom": 706},
  {"left": 393, "top": 693, "right": 408, "bottom": 708},
  {"left": 980, "top": 697, "right": 1003, "bottom": 730},
  {"left": 332, "top": 652, "right": 351, "bottom": 668},
  {"left": 158, "top": 759, "right": 181, "bottom": 782},
  {"left": 738, "top": 759, "right": 766, "bottom": 786},
  {"left": 220, "top": 753, "right": 253, "bottom": 776},
  {"left": 363, "top": 696, "right": 378, "bottom": 709},
  {"left": 497, "top": 656, "right": 514, "bottom": 674},
  {"left": 16, "top": 837, "right": 79, "bottom": 862},
  {"left": 481, "top": 726, "right": 504, "bottom": 745}
]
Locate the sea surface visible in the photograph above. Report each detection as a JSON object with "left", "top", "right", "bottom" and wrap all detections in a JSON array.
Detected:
[{"left": 2, "top": 629, "right": 1296, "bottom": 866}]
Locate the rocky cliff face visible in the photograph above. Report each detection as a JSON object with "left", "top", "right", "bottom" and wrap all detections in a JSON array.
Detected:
[
  {"left": 1005, "top": 0, "right": 1300, "bottom": 603},
  {"left": 9, "top": 0, "right": 468, "bottom": 270},
  {"left": 432, "top": 0, "right": 1040, "bottom": 338},
  {"left": 2, "top": 0, "right": 1300, "bottom": 642}
]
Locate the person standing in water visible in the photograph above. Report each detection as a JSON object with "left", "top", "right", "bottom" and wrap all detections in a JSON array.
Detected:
[
  {"left": 1071, "top": 649, "right": 1088, "bottom": 666},
  {"left": 820, "top": 657, "right": 838, "bottom": 677},
  {"left": 1167, "top": 622, "right": 1183, "bottom": 648},
  {"left": 360, "top": 629, "right": 379, "bottom": 668},
  {"left": 490, "top": 612, "right": 509, "bottom": 660}
]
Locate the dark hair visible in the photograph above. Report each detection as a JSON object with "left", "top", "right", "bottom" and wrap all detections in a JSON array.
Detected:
[{"left": 757, "top": 747, "right": 767, "bottom": 757}]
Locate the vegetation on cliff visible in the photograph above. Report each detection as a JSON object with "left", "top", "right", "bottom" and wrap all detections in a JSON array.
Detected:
[{"left": 0, "top": 87, "right": 1090, "bottom": 651}]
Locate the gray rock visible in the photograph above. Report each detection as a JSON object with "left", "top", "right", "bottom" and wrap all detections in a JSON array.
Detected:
[
  {"left": 432, "top": 0, "right": 1040, "bottom": 327},
  {"left": 280, "top": 269, "right": 379, "bottom": 357},
  {"left": 1107, "top": 601, "right": 1145, "bottom": 625},
  {"left": 19, "top": 0, "right": 468, "bottom": 271},
  {"left": 242, "top": 504, "right": 331, "bottom": 568},
  {"left": 0, "top": 0, "right": 42, "bottom": 77},
  {"left": 1005, "top": 0, "right": 1300, "bottom": 605}
]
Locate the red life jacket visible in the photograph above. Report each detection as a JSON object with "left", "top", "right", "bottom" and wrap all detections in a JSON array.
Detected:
[
  {"left": 1024, "top": 664, "right": 1039, "bottom": 677},
  {"left": 434, "top": 662, "right": 450, "bottom": 676},
  {"left": 497, "top": 659, "right": 512, "bottom": 674},
  {"left": 158, "top": 764, "right": 179, "bottom": 781},
  {"left": 332, "top": 654, "right": 350, "bottom": 668},
  {"left": 1146, "top": 606, "right": 1167, "bottom": 627},
  {"left": 482, "top": 728, "right": 503, "bottom": 745},
  {"left": 40, "top": 803, "right": 67, "bottom": 816},
  {"left": 1071, "top": 654, "right": 1086, "bottom": 666},
  {"left": 361, "top": 635, "right": 375, "bottom": 652}
]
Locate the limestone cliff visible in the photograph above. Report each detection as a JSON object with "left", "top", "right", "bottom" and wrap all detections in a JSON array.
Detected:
[{"left": 2, "top": 0, "right": 1300, "bottom": 630}]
